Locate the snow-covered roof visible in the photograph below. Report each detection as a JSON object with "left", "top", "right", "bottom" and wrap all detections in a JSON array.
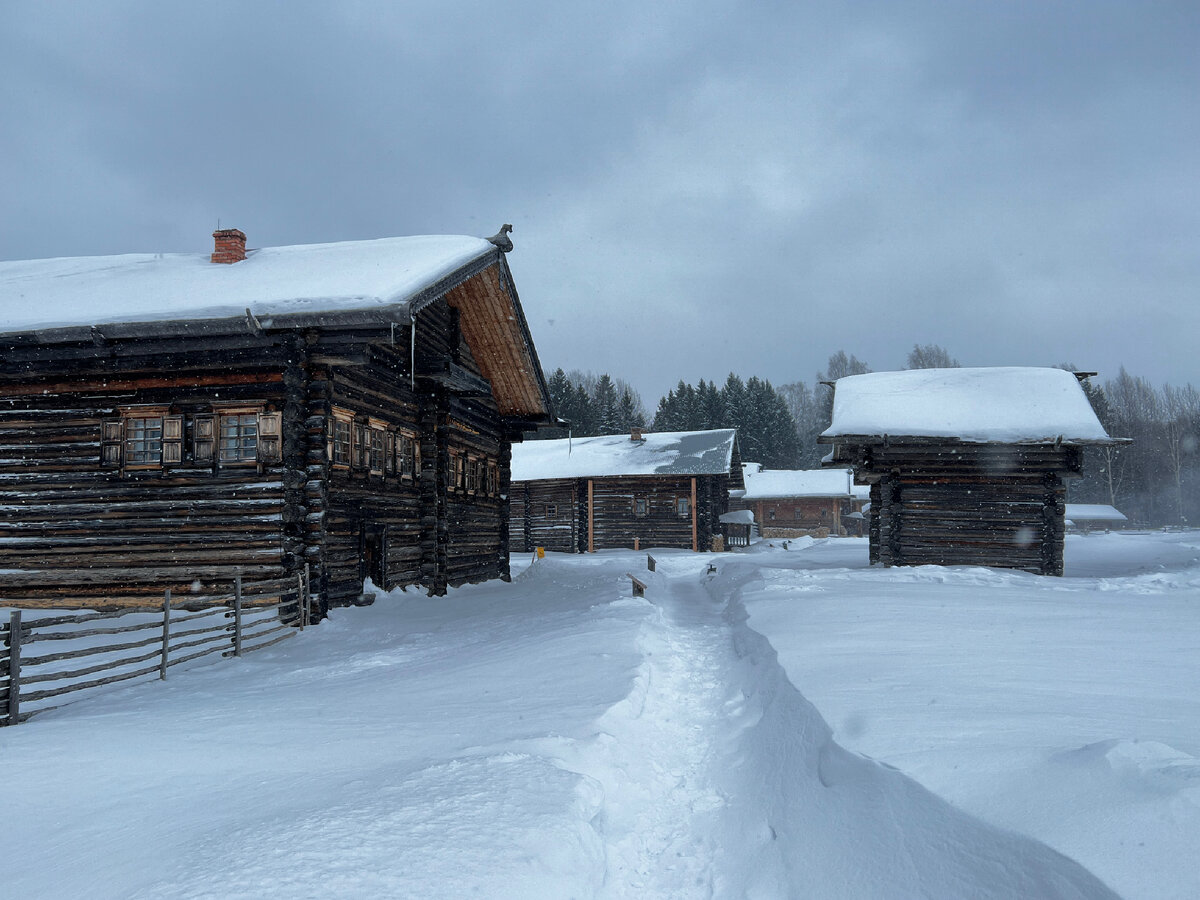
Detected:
[
  {"left": 851, "top": 484, "right": 871, "bottom": 502},
  {"left": 1065, "top": 504, "right": 1128, "bottom": 522},
  {"left": 719, "top": 509, "right": 756, "bottom": 524},
  {"left": 0, "top": 235, "right": 496, "bottom": 334},
  {"left": 821, "top": 367, "right": 1114, "bottom": 444},
  {"left": 740, "top": 468, "right": 853, "bottom": 500},
  {"left": 512, "top": 429, "right": 738, "bottom": 481}
]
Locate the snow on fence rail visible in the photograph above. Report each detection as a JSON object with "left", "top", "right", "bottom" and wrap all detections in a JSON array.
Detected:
[{"left": 2, "top": 570, "right": 313, "bottom": 726}]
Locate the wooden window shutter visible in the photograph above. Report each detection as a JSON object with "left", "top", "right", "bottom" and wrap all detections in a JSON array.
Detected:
[
  {"left": 192, "top": 414, "right": 216, "bottom": 463},
  {"left": 326, "top": 416, "right": 334, "bottom": 464},
  {"left": 385, "top": 432, "right": 395, "bottom": 474},
  {"left": 162, "top": 415, "right": 184, "bottom": 465},
  {"left": 258, "top": 412, "right": 282, "bottom": 463},
  {"left": 101, "top": 418, "right": 123, "bottom": 467}
]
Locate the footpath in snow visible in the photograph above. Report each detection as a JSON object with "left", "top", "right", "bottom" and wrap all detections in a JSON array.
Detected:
[{"left": 4, "top": 548, "right": 1120, "bottom": 898}]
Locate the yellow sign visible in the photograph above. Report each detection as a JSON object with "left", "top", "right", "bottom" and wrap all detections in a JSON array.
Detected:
[{"left": 536, "top": 547, "right": 545, "bottom": 559}]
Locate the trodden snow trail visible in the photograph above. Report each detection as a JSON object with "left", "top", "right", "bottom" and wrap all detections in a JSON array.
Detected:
[
  {"left": 547, "top": 565, "right": 734, "bottom": 897},
  {"left": 547, "top": 556, "right": 1118, "bottom": 899}
]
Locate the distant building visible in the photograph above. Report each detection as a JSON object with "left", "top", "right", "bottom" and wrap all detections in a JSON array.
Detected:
[
  {"left": 509, "top": 429, "right": 743, "bottom": 553},
  {"left": 730, "top": 464, "right": 855, "bottom": 537},
  {"left": 1065, "top": 504, "right": 1128, "bottom": 533},
  {"left": 819, "top": 367, "right": 1125, "bottom": 575}
]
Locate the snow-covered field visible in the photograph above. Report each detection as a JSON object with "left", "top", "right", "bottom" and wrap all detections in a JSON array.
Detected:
[{"left": 5, "top": 533, "right": 1197, "bottom": 898}]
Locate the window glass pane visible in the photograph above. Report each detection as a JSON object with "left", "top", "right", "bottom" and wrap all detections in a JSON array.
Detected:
[
  {"left": 125, "top": 416, "right": 163, "bottom": 464},
  {"left": 219, "top": 413, "right": 258, "bottom": 462},
  {"left": 333, "top": 420, "right": 351, "bottom": 465}
]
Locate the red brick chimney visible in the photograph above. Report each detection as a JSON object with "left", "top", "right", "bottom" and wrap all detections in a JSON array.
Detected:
[
  {"left": 211, "top": 228, "right": 247, "bottom": 264},
  {"left": 631, "top": 427, "right": 644, "bottom": 441}
]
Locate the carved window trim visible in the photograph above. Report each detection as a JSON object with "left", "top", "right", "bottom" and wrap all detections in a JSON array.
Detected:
[
  {"left": 368, "top": 419, "right": 387, "bottom": 475},
  {"left": 330, "top": 408, "right": 353, "bottom": 468}
]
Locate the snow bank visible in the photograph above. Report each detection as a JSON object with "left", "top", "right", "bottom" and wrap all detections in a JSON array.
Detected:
[{"left": 822, "top": 367, "right": 1114, "bottom": 443}]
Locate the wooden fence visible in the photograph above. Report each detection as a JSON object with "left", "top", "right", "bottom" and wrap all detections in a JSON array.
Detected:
[{"left": 2, "top": 571, "right": 312, "bottom": 727}]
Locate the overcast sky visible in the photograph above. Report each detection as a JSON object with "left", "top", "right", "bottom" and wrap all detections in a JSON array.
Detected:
[{"left": 3, "top": 2, "right": 1197, "bottom": 406}]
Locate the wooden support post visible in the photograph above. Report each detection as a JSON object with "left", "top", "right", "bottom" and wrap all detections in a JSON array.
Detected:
[
  {"left": 587, "top": 479, "right": 595, "bottom": 553},
  {"left": 304, "top": 563, "right": 312, "bottom": 626},
  {"left": 6, "top": 610, "right": 21, "bottom": 726},
  {"left": 160, "top": 589, "right": 171, "bottom": 680},
  {"left": 297, "top": 572, "right": 306, "bottom": 630},
  {"left": 691, "top": 476, "right": 698, "bottom": 552},
  {"left": 233, "top": 575, "right": 243, "bottom": 658},
  {"left": 634, "top": 537, "right": 640, "bottom": 551}
]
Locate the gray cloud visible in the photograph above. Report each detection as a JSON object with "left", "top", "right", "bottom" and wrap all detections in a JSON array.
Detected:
[{"left": 3, "top": 1, "right": 1197, "bottom": 403}]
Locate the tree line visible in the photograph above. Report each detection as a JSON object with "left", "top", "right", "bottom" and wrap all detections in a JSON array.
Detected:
[{"left": 538, "top": 345, "right": 1200, "bottom": 527}]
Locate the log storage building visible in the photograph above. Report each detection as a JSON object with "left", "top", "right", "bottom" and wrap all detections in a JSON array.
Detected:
[
  {"left": 509, "top": 429, "right": 743, "bottom": 553},
  {"left": 729, "top": 463, "right": 856, "bottom": 537},
  {"left": 818, "top": 367, "right": 1122, "bottom": 576},
  {"left": 0, "top": 228, "right": 554, "bottom": 610}
]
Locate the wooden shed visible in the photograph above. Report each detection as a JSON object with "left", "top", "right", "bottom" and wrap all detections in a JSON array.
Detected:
[
  {"left": 818, "top": 367, "right": 1122, "bottom": 575},
  {"left": 729, "top": 463, "right": 855, "bottom": 537},
  {"left": 509, "top": 429, "right": 743, "bottom": 553},
  {"left": 0, "top": 229, "right": 554, "bottom": 611}
]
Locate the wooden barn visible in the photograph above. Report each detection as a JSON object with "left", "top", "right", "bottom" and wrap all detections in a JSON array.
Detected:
[
  {"left": 509, "top": 428, "right": 743, "bottom": 553},
  {"left": 729, "top": 463, "right": 856, "bottom": 537},
  {"left": 818, "top": 367, "right": 1122, "bottom": 575},
  {"left": 0, "top": 228, "right": 554, "bottom": 611}
]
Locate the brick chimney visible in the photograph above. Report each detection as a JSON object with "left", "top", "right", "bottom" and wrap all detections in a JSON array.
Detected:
[
  {"left": 211, "top": 228, "right": 247, "bottom": 264},
  {"left": 631, "top": 427, "right": 644, "bottom": 441}
]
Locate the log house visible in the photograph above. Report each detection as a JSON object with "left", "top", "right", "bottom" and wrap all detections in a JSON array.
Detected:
[
  {"left": 728, "top": 463, "right": 855, "bottom": 537},
  {"left": 818, "top": 367, "right": 1124, "bottom": 575},
  {"left": 509, "top": 429, "right": 743, "bottom": 553},
  {"left": 0, "top": 229, "right": 554, "bottom": 611}
]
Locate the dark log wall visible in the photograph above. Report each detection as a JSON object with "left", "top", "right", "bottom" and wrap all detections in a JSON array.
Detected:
[
  {"left": 310, "top": 298, "right": 510, "bottom": 606},
  {"left": 0, "top": 337, "right": 294, "bottom": 608},
  {"left": 850, "top": 444, "right": 1078, "bottom": 576},
  {"left": 509, "top": 478, "right": 581, "bottom": 553},
  {"left": 591, "top": 474, "right": 729, "bottom": 552},
  {"left": 729, "top": 497, "right": 842, "bottom": 530}
]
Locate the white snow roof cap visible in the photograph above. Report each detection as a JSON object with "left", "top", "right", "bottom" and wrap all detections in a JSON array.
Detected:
[
  {"left": 512, "top": 429, "right": 738, "bottom": 481},
  {"left": 740, "top": 468, "right": 853, "bottom": 500},
  {"left": 1065, "top": 504, "right": 1127, "bottom": 522},
  {"left": 719, "top": 509, "right": 755, "bottom": 524},
  {"left": 820, "top": 367, "right": 1117, "bottom": 445},
  {"left": 0, "top": 235, "right": 496, "bottom": 335}
]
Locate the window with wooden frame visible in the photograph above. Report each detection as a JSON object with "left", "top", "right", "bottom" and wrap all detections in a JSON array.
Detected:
[
  {"left": 397, "top": 431, "right": 418, "bottom": 480},
  {"left": 677, "top": 496, "right": 690, "bottom": 517},
  {"left": 368, "top": 421, "right": 387, "bottom": 475},
  {"left": 448, "top": 449, "right": 466, "bottom": 492},
  {"left": 100, "top": 408, "right": 182, "bottom": 470},
  {"left": 352, "top": 421, "right": 368, "bottom": 469},
  {"left": 465, "top": 455, "right": 480, "bottom": 494},
  {"left": 218, "top": 412, "right": 259, "bottom": 464},
  {"left": 329, "top": 409, "right": 352, "bottom": 467},
  {"left": 545, "top": 503, "right": 558, "bottom": 517},
  {"left": 633, "top": 496, "right": 648, "bottom": 517}
]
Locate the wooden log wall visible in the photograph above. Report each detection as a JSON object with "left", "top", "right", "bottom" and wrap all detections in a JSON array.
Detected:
[
  {"left": 590, "top": 475, "right": 728, "bottom": 552},
  {"left": 314, "top": 297, "right": 510, "bottom": 603},
  {"left": 0, "top": 336, "right": 294, "bottom": 608},
  {"left": 854, "top": 444, "right": 1076, "bottom": 576},
  {"left": 510, "top": 478, "right": 581, "bottom": 553}
]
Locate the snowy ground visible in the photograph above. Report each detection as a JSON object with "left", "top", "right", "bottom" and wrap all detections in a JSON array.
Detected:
[{"left": 5, "top": 534, "right": 1195, "bottom": 898}]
